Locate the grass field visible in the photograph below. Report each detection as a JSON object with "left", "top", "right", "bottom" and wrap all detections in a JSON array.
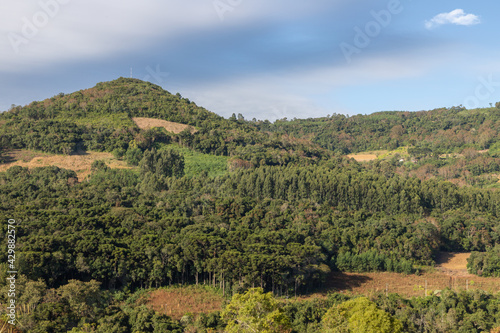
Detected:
[
  {"left": 347, "top": 153, "right": 380, "bottom": 162},
  {"left": 0, "top": 150, "right": 132, "bottom": 181},
  {"left": 161, "top": 144, "right": 229, "bottom": 178}
]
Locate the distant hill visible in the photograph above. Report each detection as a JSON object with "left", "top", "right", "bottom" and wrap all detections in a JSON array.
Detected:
[
  {"left": 2, "top": 78, "right": 223, "bottom": 126},
  {"left": 262, "top": 107, "right": 500, "bottom": 154},
  {"left": 3, "top": 77, "right": 499, "bottom": 171},
  {"left": 0, "top": 78, "right": 329, "bottom": 166}
]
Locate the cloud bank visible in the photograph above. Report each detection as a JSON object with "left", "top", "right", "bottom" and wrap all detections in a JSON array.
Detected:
[{"left": 425, "top": 9, "right": 480, "bottom": 29}]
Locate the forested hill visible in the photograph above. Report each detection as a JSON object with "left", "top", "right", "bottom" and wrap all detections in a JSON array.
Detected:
[
  {"left": 4, "top": 77, "right": 500, "bottom": 159},
  {"left": 2, "top": 77, "right": 223, "bottom": 126},
  {"left": 0, "top": 78, "right": 328, "bottom": 166},
  {"left": 3, "top": 79, "right": 500, "bottom": 331},
  {"left": 262, "top": 106, "right": 500, "bottom": 154}
]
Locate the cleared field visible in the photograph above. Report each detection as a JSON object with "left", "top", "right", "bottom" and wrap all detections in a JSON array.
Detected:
[
  {"left": 347, "top": 153, "right": 378, "bottom": 162},
  {"left": 435, "top": 252, "right": 470, "bottom": 272},
  {"left": 307, "top": 253, "right": 496, "bottom": 299},
  {"left": 145, "top": 286, "right": 224, "bottom": 320},
  {"left": 133, "top": 117, "right": 197, "bottom": 134},
  {"left": 316, "top": 270, "right": 500, "bottom": 298},
  {"left": 0, "top": 150, "right": 131, "bottom": 181},
  {"left": 347, "top": 147, "right": 411, "bottom": 162}
]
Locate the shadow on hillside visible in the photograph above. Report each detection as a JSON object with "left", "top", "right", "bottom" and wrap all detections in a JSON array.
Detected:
[
  {"left": 434, "top": 251, "right": 469, "bottom": 266},
  {"left": 70, "top": 149, "right": 89, "bottom": 156},
  {"left": 326, "top": 272, "right": 373, "bottom": 292},
  {"left": 0, "top": 151, "right": 16, "bottom": 164},
  {"left": 435, "top": 252, "right": 455, "bottom": 265}
]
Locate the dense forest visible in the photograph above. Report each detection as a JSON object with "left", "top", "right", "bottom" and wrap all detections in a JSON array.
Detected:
[
  {"left": 263, "top": 106, "right": 500, "bottom": 154},
  {"left": 1, "top": 78, "right": 500, "bottom": 332}
]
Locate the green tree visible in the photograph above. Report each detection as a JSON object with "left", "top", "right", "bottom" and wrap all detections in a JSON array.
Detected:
[
  {"left": 139, "top": 148, "right": 184, "bottom": 178},
  {"left": 126, "top": 147, "right": 143, "bottom": 166},
  {"left": 91, "top": 160, "right": 108, "bottom": 173},
  {"left": 221, "top": 288, "right": 291, "bottom": 333},
  {"left": 322, "top": 297, "right": 402, "bottom": 333},
  {"left": 57, "top": 279, "right": 107, "bottom": 322}
]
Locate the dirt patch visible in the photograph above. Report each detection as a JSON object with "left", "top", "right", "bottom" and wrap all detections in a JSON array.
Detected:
[
  {"left": 347, "top": 154, "right": 378, "bottom": 162},
  {"left": 435, "top": 252, "right": 470, "bottom": 270},
  {"left": 434, "top": 252, "right": 471, "bottom": 277},
  {"left": 145, "top": 287, "right": 224, "bottom": 320},
  {"left": 132, "top": 117, "right": 197, "bottom": 134},
  {"left": 0, "top": 150, "right": 132, "bottom": 181}
]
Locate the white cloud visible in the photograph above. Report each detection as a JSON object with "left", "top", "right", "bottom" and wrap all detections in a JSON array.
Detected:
[
  {"left": 425, "top": 9, "right": 480, "bottom": 29},
  {"left": 0, "top": 0, "right": 341, "bottom": 73},
  {"left": 0, "top": 0, "right": 221, "bottom": 72}
]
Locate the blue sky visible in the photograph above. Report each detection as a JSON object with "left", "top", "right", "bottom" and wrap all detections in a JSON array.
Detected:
[{"left": 1, "top": 0, "right": 499, "bottom": 120}]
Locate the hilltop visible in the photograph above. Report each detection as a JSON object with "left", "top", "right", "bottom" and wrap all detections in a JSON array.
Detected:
[{"left": 0, "top": 78, "right": 329, "bottom": 167}]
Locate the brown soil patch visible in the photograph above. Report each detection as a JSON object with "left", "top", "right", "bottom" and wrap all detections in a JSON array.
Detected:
[
  {"left": 132, "top": 117, "right": 197, "bottom": 134},
  {"left": 0, "top": 150, "right": 132, "bottom": 181},
  {"left": 307, "top": 271, "right": 500, "bottom": 299},
  {"left": 435, "top": 252, "right": 470, "bottom": 274},
  {"left": 145, "top": 287, "right": 224, "bottom": 320},
  {"left": 347, "top": 154, "right": 378, "bottom": 162}
]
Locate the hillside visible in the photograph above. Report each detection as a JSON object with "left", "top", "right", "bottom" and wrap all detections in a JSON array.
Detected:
[
  {"left": 2, "top": 79, "right": 500, "bottom": 332},
  {"left": 264, "top": 107, "right": 500, "bottom": 154},
  {"left": 0, "top": 78, "right": 330, "bottom": 167},
  {"left": 257, "top": 109, "right": 500, "bottom": 188}
]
